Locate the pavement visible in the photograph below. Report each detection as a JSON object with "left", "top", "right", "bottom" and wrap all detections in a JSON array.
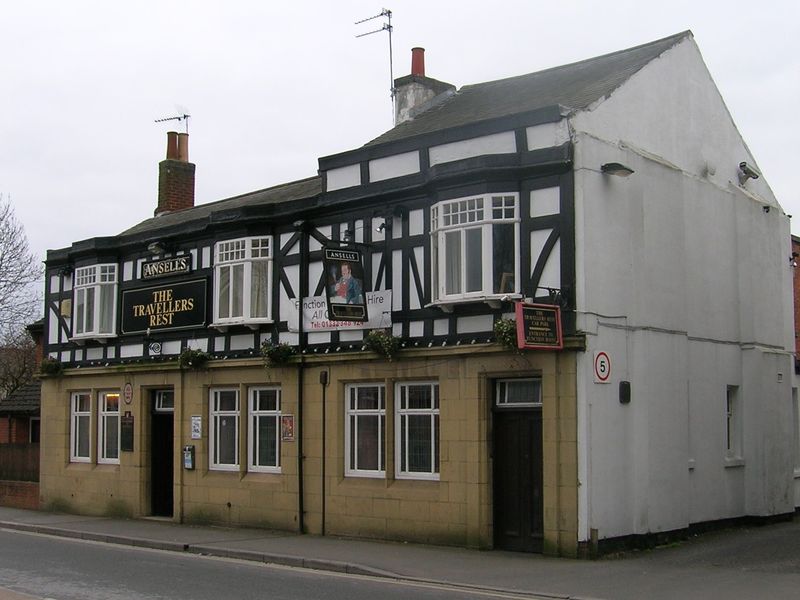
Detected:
[{"left": 1, "top": 506, "right": 800, "bottom": 599}]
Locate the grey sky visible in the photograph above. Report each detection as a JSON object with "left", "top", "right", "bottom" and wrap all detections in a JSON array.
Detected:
[{"left": 1, "top": 1, "right": 798, "bottom": 267}]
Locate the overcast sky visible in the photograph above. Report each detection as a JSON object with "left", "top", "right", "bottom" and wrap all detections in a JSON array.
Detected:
[{"left": 1, "top": 1, "right": 798, "bottom": 268}]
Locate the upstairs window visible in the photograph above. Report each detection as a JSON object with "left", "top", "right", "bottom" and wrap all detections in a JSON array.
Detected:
[
  {"left": 431, "top": 194, "right": 519, "bottom": 304},
  {"left": 73, "top": 264, "right": 118, "bottom": 338},
  {"left": 213, "top": 237, "right": 272, "bottom": 325}
]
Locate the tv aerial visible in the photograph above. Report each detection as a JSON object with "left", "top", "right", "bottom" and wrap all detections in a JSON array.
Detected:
[
  {"left": 355, "top": 8, "right": 395, "bottom": 117},
  {"left": 154, "top": 110, "right": 191, "bottom": 134}
]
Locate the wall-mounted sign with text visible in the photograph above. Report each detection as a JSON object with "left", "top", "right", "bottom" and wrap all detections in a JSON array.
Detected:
[
  {"left": 514, "top": 302, "right": 564, "bottom": 350},
  {"left": 322, "top": 247, "right": 368, "bottom": 322},
  {"left": 121, "top": 279, "right": 207, "bottom": 334},
  {"left": 287, "top": 290, "right": 392, "bottom": 332},
  {"left": 141, "top": 255, "right": 192, "bottom": 280}
]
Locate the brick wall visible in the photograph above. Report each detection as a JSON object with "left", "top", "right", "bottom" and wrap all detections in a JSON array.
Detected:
[
  {"left": 156, "top": 159, "right": 195, "bottom": 215},
  {"left": 0, "top": 481, "right": 39, "bottom": 510}
]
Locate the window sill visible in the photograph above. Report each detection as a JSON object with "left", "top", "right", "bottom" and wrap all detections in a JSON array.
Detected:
[
  {"left": 724, "top": 456, "right": 745, "bottom": 468},
  {"left": 428, "top": 294, "right": 522, "bottom": 313},
  {"left": 70, "top": 334, "right": 117, "bottom": 344},
  {"left": 345, "top": 470, "right": 386, "bottom": 479},
  {"left": 395, "top": 473, "right": 440, "bottom": 482},
  {"left": 210, "top": 320, "right": 273, "bottom": 332}
]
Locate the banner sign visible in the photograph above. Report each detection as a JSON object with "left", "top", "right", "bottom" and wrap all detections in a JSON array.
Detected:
[
  {"left": 121, "top": 279, "right": 207, "bottom": 334},
  {"left": 514, "top": 302, "right": 563, "bottom": 350},
  {"left": 141, "top": 255, "right": 192, "bottom": 280},
  {"left": 323, "top": 247, "right": 368, "bottom": 321},
  {"left": 288, "top": 291, "right": 392, "bottom": 332}
]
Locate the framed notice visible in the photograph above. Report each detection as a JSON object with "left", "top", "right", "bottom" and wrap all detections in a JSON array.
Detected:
[
  {"left": 514, "top": 302, "right": 563, "bottom": 350},
  {"left": 323, "top": 247, "right": 368, "bottom": 322},
  {"left": 281, "top": 415, "right": 295, "bottom": 442},
  {"left": 121, "top": 412, "right": 134, "bottom": 452}
]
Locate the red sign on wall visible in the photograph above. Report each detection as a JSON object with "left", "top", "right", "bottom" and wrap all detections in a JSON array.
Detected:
[{"left": 514, "top": 302, "right": 564, "bottom": 350}]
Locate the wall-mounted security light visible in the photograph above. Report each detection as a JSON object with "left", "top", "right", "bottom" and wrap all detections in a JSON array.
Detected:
[
  {"left": 147, "top": 241, "right": 166, "bottom": 255},
  {"left": 791, "top": 252, "right": 798, "bottom": 268},
  {"left": 601, "top": 162, "right": 635, "bottom": 177},
  {"left": 738, "top": 161, "right": 760, "bottom": 184}
]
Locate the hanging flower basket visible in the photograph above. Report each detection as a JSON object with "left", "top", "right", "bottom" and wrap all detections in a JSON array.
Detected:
[
  {"left": 260, "top": 341, "right": 295, "bottom": 367},
  {"left": 178, "top": 348, "right": 211, "bottom": 370},
  {"left": 40, "top": 357, "right": 64, "bottom": 376},
  {"left": 364, "top": 329, "right": 402, "bottom": 360},
  {"left": 493, "top": 318, "right": 520, "bottom": 353}
]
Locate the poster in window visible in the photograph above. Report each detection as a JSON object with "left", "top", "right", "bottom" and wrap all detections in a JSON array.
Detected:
[
  {"left": 281, "top": 415, "right": 295, "bottom": 442},
  {"left": 323, "top": 247, "right": 369, "bottom": 322}
]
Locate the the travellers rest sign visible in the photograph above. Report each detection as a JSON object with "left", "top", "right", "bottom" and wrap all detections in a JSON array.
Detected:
[
  {"left": 514, "top": 302, "right": 563, "bottom": 350},
  {"left": 121, "top": 279, "right": 207, "bottom": 334}
]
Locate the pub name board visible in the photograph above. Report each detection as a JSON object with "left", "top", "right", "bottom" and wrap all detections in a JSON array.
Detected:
[
  {"left": 121, "top": 279, "right": 207, "bottom": 334},
  {"left": 515, "top": 302, "right": 563, "bottom": 350},
  {"left": 141, "top": 255, "right": 192, "bottom": 280}
]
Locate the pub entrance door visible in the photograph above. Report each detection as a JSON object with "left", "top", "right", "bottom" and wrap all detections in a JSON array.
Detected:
[
  {"left": 492, "top": 378, "right": 543, "bottom": 552},
  {"left": 150, "top": 389, "right": 174, "bottom": 517}
]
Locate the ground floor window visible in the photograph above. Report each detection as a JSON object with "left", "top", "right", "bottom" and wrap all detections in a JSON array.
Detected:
[
  {"left": 98, "top": 391, "right": 121, "bottom": 464},
  {"left": 395, "top": 381, "right": 439, "bottom": 480},
  {"left": 248, "top": 387, "right": 281, "bottom": 472},
  {"left": 210, "top": 388, "right": 240, "bottom": 470},
  {"left": 70, "top": 392, "right": 91, "bottom": 462},
  {"left": 345, "top": 383, "right": 385, "bottom": 477}
]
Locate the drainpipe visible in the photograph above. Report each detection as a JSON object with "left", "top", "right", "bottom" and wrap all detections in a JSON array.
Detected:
[
  {"left": 320, "top": 369, "right": 329, "bottom": 535},
  {"left": 296, "top": 222, "right": 309, "bottom": 534}
]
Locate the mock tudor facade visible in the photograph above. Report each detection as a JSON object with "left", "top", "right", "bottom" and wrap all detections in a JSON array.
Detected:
[{"left": 39, "top": 32, "right": 796, "bottom": 556}]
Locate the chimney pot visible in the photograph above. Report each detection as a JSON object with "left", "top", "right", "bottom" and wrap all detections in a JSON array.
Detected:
[
  {"left": 166, "top": 131, "right": 179, "bottom": 160},
  {"left": 411, "top": 47, "right": 425, "bottom": 77},
  {"left": 177, "top": 133, "right": 189, "bottom": 162}
]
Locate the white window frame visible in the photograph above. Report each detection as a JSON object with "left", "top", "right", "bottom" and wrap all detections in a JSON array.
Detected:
[
  {"left": 248, "top": 386, "right": 281, "bottom": 473},
  {"left": 70, "top": 392, "right": 91, "bottom": 463},
  {"left": 345, "top": 383, "right": 386, "bottom": 478},
  {"left": 209, "top": 388, "right": 240, "bottom": 471},
  {"left": 98, "top": 391, "right": 121, "bottom": 465},
  {"left": 725, "top": 385, "right": 743, "bottom": 464},
  {"left": 495, "top": 378, "right": 542, "bottom": 408},
  {"left": 431, "top": 194, "right": 519, "bottom": 304},
  {"left": 212, "top": 236, "right": 273, "bottom": 326},
  {"left": 72, "top": 263, "right": 118, "bottom": 339},
  {"left": 154, "top": 389, "right": 174, "bottom": 412},
  {"left": 395, "top": 381, "right": 439, "bottom": 481}
]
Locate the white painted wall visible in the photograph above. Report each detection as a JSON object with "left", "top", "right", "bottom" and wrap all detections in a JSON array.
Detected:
[
  {"left": 429, "top": 131, "right": 516, "bottom": 166},
  {"left": 572, "top": 36, "right": 794, "bottom": 542}
]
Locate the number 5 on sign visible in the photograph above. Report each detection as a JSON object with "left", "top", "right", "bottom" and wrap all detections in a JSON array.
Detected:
[{"left": 593, "top": 351, "right": 611, "bottom": 384}]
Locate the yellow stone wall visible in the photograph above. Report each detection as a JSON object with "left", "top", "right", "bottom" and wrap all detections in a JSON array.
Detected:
[{"left": 39, "top": 346, "right": 578, "bottom": 555}]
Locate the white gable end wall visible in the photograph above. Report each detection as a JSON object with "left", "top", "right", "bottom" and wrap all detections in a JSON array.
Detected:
[{"left": 571, "top": 36, "right": 794, "bottom": 543}]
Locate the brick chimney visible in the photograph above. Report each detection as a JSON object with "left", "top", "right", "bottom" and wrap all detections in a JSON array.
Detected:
[
  {"left": 155, "top": 131, "right": 195, "bottom": 216},
  {"left": 394, "top": 47, "right": 456, "bottom": 126}
]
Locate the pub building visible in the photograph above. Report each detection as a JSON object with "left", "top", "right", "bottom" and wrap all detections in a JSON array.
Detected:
[{"left": 39, "top": 34, "right": 797, "bottom": 557}]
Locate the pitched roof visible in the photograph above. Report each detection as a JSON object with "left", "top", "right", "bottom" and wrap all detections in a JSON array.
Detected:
[
  {"left": 119, "top": 175, "right": 322, "bottom": 237},
  {"left": 0, "top": 380, "right": 41, "bottom": 414},
  {"left": 367, "top": 31, "right": 692, "bottom": 147}
]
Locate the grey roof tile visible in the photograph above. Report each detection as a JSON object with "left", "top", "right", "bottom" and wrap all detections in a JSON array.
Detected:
[{"left": 366, "top": 31, "right": 691, "bottom": 146}]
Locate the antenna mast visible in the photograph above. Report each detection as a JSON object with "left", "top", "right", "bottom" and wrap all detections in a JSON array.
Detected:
[
  {"left": 355, "top": 8, "right": 394, "bottom": 118},
  {"left": 154, "top": 113, "right": 191, "bottom": 134}
]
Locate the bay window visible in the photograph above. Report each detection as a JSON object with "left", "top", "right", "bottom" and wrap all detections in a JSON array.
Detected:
[
  {"left": 213, "top": 237, "right": 272, "bottom": 326},
  {"left": 431, "top": 194, "right": 518, "bottom": 303},
  {"left": 73, "top": 264, "right": 118, "bottom": 338}
]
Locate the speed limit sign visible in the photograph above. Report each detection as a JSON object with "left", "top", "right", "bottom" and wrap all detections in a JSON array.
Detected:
[{"left": 593, "top": 351, "right": 611, "bottom": 383}]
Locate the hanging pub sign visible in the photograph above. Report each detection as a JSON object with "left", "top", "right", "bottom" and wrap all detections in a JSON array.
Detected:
[
  {"left": 515, "top": 302, "right": 564, "bottom": 350},
  {"left": 323, "top": 247, "right": 368, "bottom": 322},
  {"left": 121, "top": 279, "right": 207, "bottom": 334},
  {"left": 141, "top": 255, "right": 192, "bottom": 280}
]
